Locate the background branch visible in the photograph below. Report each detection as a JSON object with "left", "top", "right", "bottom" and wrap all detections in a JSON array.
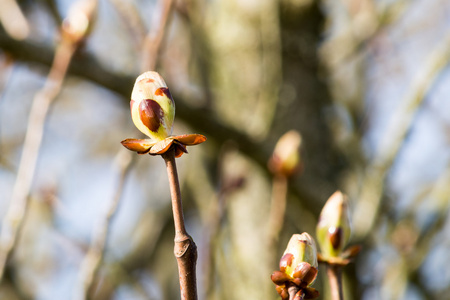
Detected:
[
  {"left": 0, "top": 38, "right": 77, "bottom": 280},
  {"left": 0, "top": 28, "right": 325, "bottom": 216}
]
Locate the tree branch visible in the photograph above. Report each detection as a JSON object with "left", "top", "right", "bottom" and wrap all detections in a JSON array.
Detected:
[
  {"left": 0, "top": 28, "right": 325, "bottom": 215},
  {"left": 162, "top": 148, "right": 198, "bottom": 300},
  {"left": 0, "top": 38, "right": 77, "bottom": 281}
]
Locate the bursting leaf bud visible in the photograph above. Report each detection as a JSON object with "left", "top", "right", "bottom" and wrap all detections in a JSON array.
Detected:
[
  {"left": 121, "top": 72, "right": 206, "bottom": 157},
  {"left": 268, "top": 130, "right": 302, "bottom": 177},
  {"left": 280, "top": 233, "right": 318, "bottom": 286},
  {"left": 316, "top": 191, "right": 351, "bottom": 259},
  {"left": 130, "top": 71, "right": 175, "bottom": 142}
]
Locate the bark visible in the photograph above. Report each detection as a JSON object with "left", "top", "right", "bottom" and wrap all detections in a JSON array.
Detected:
[{"left": 162, "top": 149, "right": 198, "bottom": 300}]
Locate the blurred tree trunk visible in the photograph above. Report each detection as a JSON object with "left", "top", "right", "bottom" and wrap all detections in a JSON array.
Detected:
[{"left": 277, "top": 0, "right": 346, "bottom": 212}]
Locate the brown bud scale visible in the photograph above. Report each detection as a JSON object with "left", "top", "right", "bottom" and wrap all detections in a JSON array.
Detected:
[
  {"left": 271, "top": 271, "right": 291, "bottom": 285},
  {"left": 280, "top": 253, "right": 294, "bottom": 272},
  {"left": 293, "top": 262, "right": 311, "bottom": 280},
  {"left": 302, "top": 267, "right": 318, "bottom": 286},
  {"left": 329, "top": 227, "right": 343, "bottom": 250},
  {"left": 155, "top": 87, "right": 175, "bottom": 106},
  {"left": 139, "top": 99, "right": 163, "bottom": 132}
]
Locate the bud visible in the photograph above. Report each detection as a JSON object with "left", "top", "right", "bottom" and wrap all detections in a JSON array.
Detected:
[
  {"left": 268, "top": 130, "right": 302, "bottom": 177},
  {"left": 281, "top": 233, "right": 318, "bottom": 286},
  {"left": 130, "top": 71, "right": 175, "bottom": 141},
  {"left": 62, "top": 0, "right": 97, "bottom": 44},
  {"left": 316, "top": 191, "right": 351, "bottom": 259}
]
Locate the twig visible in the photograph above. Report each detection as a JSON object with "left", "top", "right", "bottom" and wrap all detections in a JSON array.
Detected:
[
  {"left": 326, "top": 265, "right": 344, "bottom": 300},
  {"left": 108, "top": 0, "right": 147, "bottom": 48},
  {"left": 0, "top": 0, "right": 29, "bottom": 40},
  {"left": 322, "top": 0, "right": 410, "bottom": 68},
  {"left": 352, "top": 32, "right": 450, "bottom": 238},
  {"left": 0, "top": 0, "right": 97, "bottom": 281},
  {"left": 267, "top": 175, "right": 288, "bottom": 262},
  {"left": 200, "top": 146, "right": 245, "bottom": 299},
  {"left": 0, "top": 39, "right": 76, "bottom": 281},
  {"left": 287, "top": 283, "right": 305, "bottom": 300},
  {"left": 73, "top": 150, "right": 134, "bottom": 300},
  {"left": 141, "top": 0, "right": 174, "bottom": 71},
  {"left": 162, "top": 148, "right": 198, "bottom": 300}
]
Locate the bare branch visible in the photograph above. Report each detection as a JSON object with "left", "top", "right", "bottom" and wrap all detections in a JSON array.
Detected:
[
  {"left": 0, "top": 40, "right": 76, "bottom": 280},
  {"left": 0, "top": 0, "right": 29, "bottom": 40},
  {"left": 73, "top": 150, "right": 134, "bottom": 300},
  {"left": 0, "top": 27, "right": 326, "bottom": 216},
  {"left": 353, "top": 33, "right": 450, "bottom": 238},
  {"left": 162, "top": 149, "right": 198, "bottom": 300},
  {"left": 141, "top": 0, "right": 174, "bottom": 71},
  {"left": 0, "top": 0, "right": 97, "bottom": 281}
]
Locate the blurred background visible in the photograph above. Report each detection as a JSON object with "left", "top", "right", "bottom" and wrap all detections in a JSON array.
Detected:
[{"left": 1, "top": 0, "right": 450, "bottom": 299}]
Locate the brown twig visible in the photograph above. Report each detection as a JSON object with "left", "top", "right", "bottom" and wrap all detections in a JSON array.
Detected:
[
  {"left": 267, "top": 174, "right": 288, "bottom": 272},
  {"left": 162, "top": 148, "right": 198, "bottom": 300},
  {"left": 326, "top": 265, "right": 344, "bottom": 300},
  {"left": 287, "top": 283, "right": 305, "bottom": 300}
]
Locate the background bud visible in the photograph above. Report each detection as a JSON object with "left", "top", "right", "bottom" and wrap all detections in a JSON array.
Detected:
[
  {"left": 268, "top": 130, "right": 302, "bottom": 177},
  {"left": 130, "top": 72, "right": 175, "bottom": 141},
  {"left": 281, "top": 233, "right": 318, "bottom": 285},
  {"left": 62, "top": 0, "right": 97, "bottom": 44},
  {"left": 316, "top": 191, "right": 351, "bottom": 258}
]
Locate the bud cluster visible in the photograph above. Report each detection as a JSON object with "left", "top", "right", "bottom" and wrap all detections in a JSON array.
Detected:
[{"left": 271, "top": 233, "right": 319, "bottom": 300}]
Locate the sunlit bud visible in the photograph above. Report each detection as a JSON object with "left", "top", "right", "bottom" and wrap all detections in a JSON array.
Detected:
[
  {"left": 281, "top": 233, "right": 318, "bottom": 286},
  {"left": 316, "top": 191, "right": 351, "bottom": 258},
  {"left": 268, "top": 130, "right": 302, "bottom": 177},
  {"left": 130, "top": 71, "right": 175, "bottom": 141},
  {"left": 62, "top": 0, "right": 97, "bottom": 44}
]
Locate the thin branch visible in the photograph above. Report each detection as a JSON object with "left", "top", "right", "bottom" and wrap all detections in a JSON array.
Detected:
[
  {"left": 162, "top": 148, "right": 198, "bottom": 300},
  {"left": 322, "top": 0, "right": 411, "bottom": 68},
  {"left": 0, "top": 0, "right": 98, "bottom": 281},
  {"left": 267, "top": 175, "right": 288, "bottom": 264},
  {"left": 0, "top": 0, "right": 29, "bottom": 40},
  {"left": 326, "top": 265, "right": 344, "bottom": 300},
  {"left": 0, "top": 39, "right": 76, "bottom": 280},
  {"left": 200, "top": 146, "right": 245, "bottom": 299},
  {"left": 141, "top": 0, "right": 174, "bottom": 71},
  {"left": 108, "top": 0, "right": 147, "bottom": 48},
  {"left": 352, "top": 33, "right": 450, "bottom": 239},
  {"left": 73, "top": 150, "right": 134, "bottom": 300},
  {"left": 287, "top": 283, "right": 305, "bottom": 300}
]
